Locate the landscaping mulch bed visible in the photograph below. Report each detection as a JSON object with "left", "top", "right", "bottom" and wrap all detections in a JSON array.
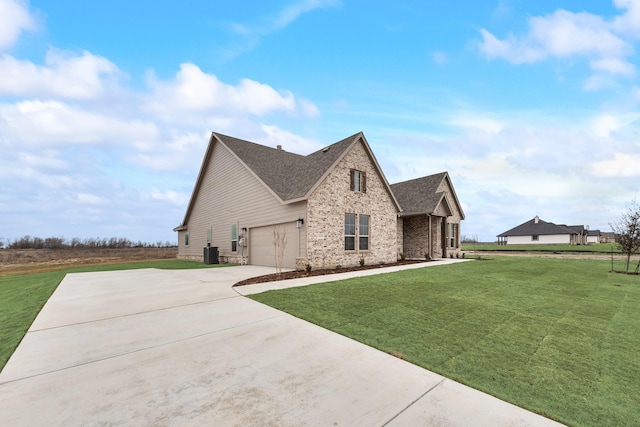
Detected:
[{"left": 233, "top": 259, "right": 429, "bottom": 287}]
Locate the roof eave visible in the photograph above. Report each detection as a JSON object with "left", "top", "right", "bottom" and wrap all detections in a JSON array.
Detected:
[{"left": 398, "top": 211, "right": 432, "bottom": 217}]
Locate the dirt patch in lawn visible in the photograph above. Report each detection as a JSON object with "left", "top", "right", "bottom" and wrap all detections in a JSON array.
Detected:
[
  {"left": 234, "top": 259, "right": 430, "bottom": 287},
  {"left": 0, "top": 247, "right": 178, "bottom": 274}
]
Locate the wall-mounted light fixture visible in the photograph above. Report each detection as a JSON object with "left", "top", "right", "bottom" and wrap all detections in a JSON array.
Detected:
[
  {"left": 241, "top": 227, "right": 247, "bottom": 233},
  {"left": 296, "top": 217, "right": 304, "bottom": 229}
]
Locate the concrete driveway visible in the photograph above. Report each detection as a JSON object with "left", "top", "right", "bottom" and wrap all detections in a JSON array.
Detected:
[{"left": 0, "top": 263, "right": 564, "bottom": 426}]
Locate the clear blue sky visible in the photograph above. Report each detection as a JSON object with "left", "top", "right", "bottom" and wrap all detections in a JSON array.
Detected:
[{"left": 1, "top": 0, "right": 638, "bottom": 244}]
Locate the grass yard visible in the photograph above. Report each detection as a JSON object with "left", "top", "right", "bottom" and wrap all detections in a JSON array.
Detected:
[
  {"left": 250, "top": 257, "right": 640, "bottom": 427},
  {"left": 0, "top": 259, "right": 227, "bottom": 371},
  {"left": 462, "top": 242, "right": 618, "bottom": 253}
]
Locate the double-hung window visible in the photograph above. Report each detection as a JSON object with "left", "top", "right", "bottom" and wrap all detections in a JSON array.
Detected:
[
  {"left": 344, "top": 214, "right": 356, "bottom": 251},
  {"left": 345, "top": 214, "right": 370, "bottom": 251},
  {"left": 359, "top": 215, "right": 369, "bottom": 250}
]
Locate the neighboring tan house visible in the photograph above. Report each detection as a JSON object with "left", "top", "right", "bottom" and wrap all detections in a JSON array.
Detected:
[
  {"left": 174, "top": 131, "right": 465, "bottom": 269},
  {"left": 497, "top": 216, "right": 595, "bottom": 245}
]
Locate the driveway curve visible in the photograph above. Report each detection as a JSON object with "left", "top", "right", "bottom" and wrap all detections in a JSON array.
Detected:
[{"left": 0, "top": 263, "right": 563, "bottom": 426}]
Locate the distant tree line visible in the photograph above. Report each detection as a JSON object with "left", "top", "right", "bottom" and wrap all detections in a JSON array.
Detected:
[{"left": 0, "top": 236, "right": 176, "bottom": 250}]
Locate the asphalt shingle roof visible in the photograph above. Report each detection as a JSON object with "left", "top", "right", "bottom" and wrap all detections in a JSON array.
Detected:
[
  {"left": 497, "top": 217, "right": 578, "bottom": 237},
  {"left": 215, "top": 132, "right": 361, "bottom": 201},
  {"left": 389, "top": 172, "right": 448, "bottom": 215}
]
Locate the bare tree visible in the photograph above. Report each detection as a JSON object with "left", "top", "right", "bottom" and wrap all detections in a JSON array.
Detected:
[
  {"left": 610, "top": 199, "right": 640, "bottom": 272},
  {"left": 272, "top": 226, "right": 288, "bottom": 274}
]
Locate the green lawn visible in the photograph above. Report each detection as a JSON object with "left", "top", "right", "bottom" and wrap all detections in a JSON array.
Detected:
[
  {"left": 462, "top": 242, "right": 618, "bottom": 253},
  {"left": 0, "top": 260, "right": 227, "bottom": 371},
  {"left": 250, "top": 257, "right": 640, "bottom": 427}
]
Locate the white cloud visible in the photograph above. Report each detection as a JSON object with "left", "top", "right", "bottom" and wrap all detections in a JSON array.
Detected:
[
  {"left": 77, "top": 193, "right": 104, "bottom": 205},
  {"left": 0, "top": 0, "right": 36, "bottom": 51},
  {"left": 0, "top": 100, "right": 158, "bottom": 146},
  {"left": 478, "top": 5, "right": 637, "bottom": 84},
  {"left": 613, "top": 0, "right": 640, "bottom": 34},
  {"left": 530, "top": 11, "right": 625, "bottom": 58},
  {"left": 582, "top": 75, "right": 614, "bottom": 91},
  {"left": 146, "top": 63, "right": 317, "bottom": 118},
  {"left": 480, "top": 10, "right": 628, "bottom": 61},
  {"left": 592, "top": 112, "right": 640, "bottom": 136},
  {"left": 259, "top": 124, "right": 323, "bottom": 154},
  {"left": 270, "top": 0, "right": 340, "bottom": 30},
  {"left": 223, "top": 0, "right": 340, "bottom": 58},
  {"left": 590, "top": 152, "right": 640, "bottom": 177},
  {"left": 593, "top": 114, "right": 623, "bottom": 136},
  {"left": 149, "top": 188, "right": 188, "bottom": 206},
  {"left": 0, "top": 48, "right": 122, "bottom": 99},
  {"left": 590, "top": 57, "right": 635, "bottom": 76}
]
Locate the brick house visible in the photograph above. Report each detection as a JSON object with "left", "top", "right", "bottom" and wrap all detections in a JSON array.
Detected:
[{"left": 174, "top": 132, "right": 465, "bottom": 269}]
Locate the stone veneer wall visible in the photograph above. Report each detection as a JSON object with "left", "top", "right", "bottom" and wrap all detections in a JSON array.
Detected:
[{"left": 306, "top": 141, "right": 398, "bottom": 269}]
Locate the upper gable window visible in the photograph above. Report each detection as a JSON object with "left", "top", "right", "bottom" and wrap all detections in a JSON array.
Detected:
[{"left": 350, "top": 169, "right": 366, "bottom": 193}]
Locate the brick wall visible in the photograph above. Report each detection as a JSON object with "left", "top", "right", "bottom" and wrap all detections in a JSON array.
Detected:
[
  {"left": 402, "top": 216, "right": 428, "bottom": 259},
  {"left": 306, "top": 140, "right": 398, "bottom": 269}
]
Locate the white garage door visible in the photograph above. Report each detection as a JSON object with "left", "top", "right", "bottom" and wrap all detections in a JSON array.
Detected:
[{"left": 249, "top": 223, "right": 298, "bottom": 269}]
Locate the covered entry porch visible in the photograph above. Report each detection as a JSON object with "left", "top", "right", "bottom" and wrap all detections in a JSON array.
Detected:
[{"left": 401, "top": 214, "right": 450, "bottom": 259}]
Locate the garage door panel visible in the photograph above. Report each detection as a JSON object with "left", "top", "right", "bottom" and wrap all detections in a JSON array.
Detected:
[{"left": 250, "top": 224, "right": 298, "bottom": 269}]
